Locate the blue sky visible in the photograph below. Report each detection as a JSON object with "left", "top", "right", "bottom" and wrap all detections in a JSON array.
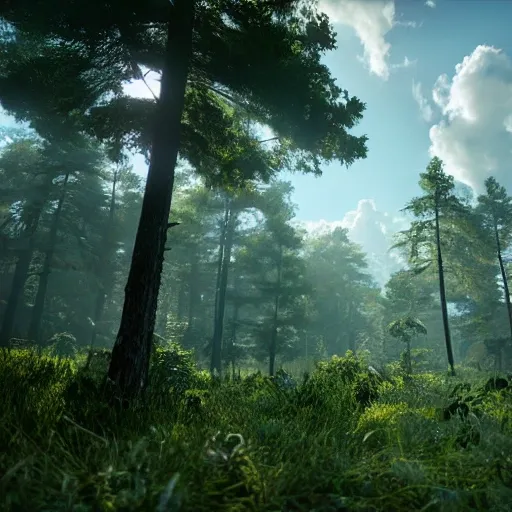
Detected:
[
  {"left": 282, "top": 0, "right": 512, "bottom": 283},
  {"left": 290, "top": 0, "right": 512, "bottom": 220}
]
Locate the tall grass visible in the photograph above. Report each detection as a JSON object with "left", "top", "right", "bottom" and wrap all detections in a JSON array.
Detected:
[{"left": 1, "top": 347, "right": 511, "bottom": 511}]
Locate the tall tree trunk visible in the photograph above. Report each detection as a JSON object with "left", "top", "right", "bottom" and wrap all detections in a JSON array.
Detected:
[
  {"left": 347, "top": 301, "right": 356, "bottom": 353},
  {"left": 28, "top": 171, "right": 70, "bottom": 343},
  {"left": 494, "top": 219, "right": 512, "bottom": 371},
  {"left": 183, "top": 257, "right": 199, "bottom": 348},
  {"left": 210, "top": 200, "right": 235, "bottom": 377},
  {"left": 435, "top": 202, "right": 455, "bottom": 376},
  {"left": 177, "top": 277, "right": 187, "bottom": 319},
  {"left": 0, "top": 234, "right": 37, "bottom": 345},
  {"left": 213, "top": 198, "right": 229, "bottom": 322},
  {"left": 156, "top": 286, "right": 172, "bottom": 335},
  {"left": 90, "top": 167, "right": 119, "bottom": 351},
  {"left": 405, "top": 337, "right": 412, "bottom": 375},
  {"left": 230, "top": 302, "right": 240, "bottom": 379},
  {"left": 228, "top": 273, "right": 241, "bottom": 379},
  {"left": 0, "top": 203, "right": 45, "bottom": 345},
  {"left": 269, "top": 243, "right": 283, "bottom": 377},
  {"left": 107, "top": 0, "right": 195, "bottom": 399}
]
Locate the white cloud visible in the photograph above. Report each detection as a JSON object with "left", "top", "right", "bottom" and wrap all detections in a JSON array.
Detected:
[
  {"left": 428, "top": 45, "right": 512, "bottom": 191},
  {"left": 123, "top": 69, "right": 161, "bottom": 100},
  {"left": 412, "top": 80, "right": 434, "bottom": 122},
  {"left": 301, "top": 199, "right": 408, "bottom": 286},
  {"left": 392, "top": 56, "right": 417, "bottom": 70},
  {"left": 425, "top": 0, "right": 436, "bottom": 8},
  {"left": 320, "top": 0, "right": 395, "bottom": 80},
  {"left": 320, "top": 0, "right": 419, "bottom": 80},
  {"left": 394, "top": 19, "right": 417, "bottom": 29}
]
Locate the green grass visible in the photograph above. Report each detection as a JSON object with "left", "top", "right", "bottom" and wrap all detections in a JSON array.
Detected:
[{"left": 1, "top": 347, "right": 512, "bottom": 511}]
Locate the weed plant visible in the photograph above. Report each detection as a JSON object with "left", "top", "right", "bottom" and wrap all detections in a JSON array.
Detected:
[{"left": 1, "top": 346, "right": 511, "bottom": 511}]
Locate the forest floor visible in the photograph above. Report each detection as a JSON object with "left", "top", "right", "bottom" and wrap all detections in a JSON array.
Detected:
[{"left": 1, "top": 347, "right": 512, "bottom": 512}]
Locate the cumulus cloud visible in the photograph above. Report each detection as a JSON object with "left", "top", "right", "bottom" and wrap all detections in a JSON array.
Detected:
[
  {"left": 320, "top": 0, "right": 419, "bottom": 80},
  {"left": 412, "top": 80, "right": 434, "bottom": 122},
  {"left": 425, "top": 0, "right": 436, "bottom": 8},
  {"left": 301, "top": 199, "right": 408, "bottom": 286},
  {"left": 428, "top": 45, "right": 512, "bottom": 191},
  {"left": 320, "top": 0, "right": 396, "bottom": 80}
]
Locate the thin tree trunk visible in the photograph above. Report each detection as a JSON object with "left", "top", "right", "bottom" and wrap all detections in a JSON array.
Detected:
[
  {"left": 89, "top": 167, "right": 119, "bottom": 352},
  {"left": 183, "top": 257, "right": 199, "bottom": 348},
  {"left": 347, "top": 301, "right": 356, "bottom": 353},
  {"left": 107, "top": 0, "right": 195, "bottom": 400},
  {"left": 405, "top": 337, "right": 412, "bottom": 375},
  {"left": 0, "top": 204, "right": 45, "bottom": 345},
  {"left": 494, "top": 219, "right": 512, "bottom": 371},
  {"left": 210, "top": 200, "right": 235, "bottom": 377},
  {"left": 213, "top": 198, "right": 229, "bottom": 322},
  {"left": 156, "top": 287, "right": 172, "bottom": 335},
  {"left": 177, "top": 278, "right": 187, "bottom": 319},
  {"left": 229, "top": 273, "right": 241, "bottom": 379},
  {"left": 28, "top": 171, "right": 70, "bottom": 343},
  {"left": 435, "top": 202, "right": 455, "bottom": 376},
  {"left": 0, "top": 239, "right": 36, "bottom": 345},
  {"left": 269, "top": 243, "right": 283, "bottom": 377}
]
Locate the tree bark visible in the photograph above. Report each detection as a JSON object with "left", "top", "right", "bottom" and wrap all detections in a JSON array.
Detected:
[
  {"left": 213, "top": 198, "right": 229, "bottom": 322},
  {"left": 0, "top": 240, "right": 36, "bottom": 345},
  {"left": 155, "top": 286, "right": 171, "bottom": 335},
  {"left": 210, "top": 200, "right": 236, "bottom": 377},
  {"left": 183, "top": 257, "right": 199, "bottom": 349},
  {"left": 493, "top": 219, "right": 511, "bottom": 371},
  {"left": 28, "top": 171, "right": 70, "bottom": 343},
  {"left": 230, "top": 302, "right": 240, "bottom": 379},
  {"left": 0, "top": 243, "right": 35, "bottom": 346},
  {"left": 269, "top": 243, "right": 283, "bottom": 377},
  {"left": 405, "top": 337, "right": 412, "bottom": 375},
  {"left": 0, "top": 197, "right": 47, "bottom": 345},
  {"left": 228, "top": 272, "right": 241, "bottom": 379},
  {"left": 347, "top": 301, "right": 356, "bottom": 353},
  {"left": 90, "top": 167, "right": 119, "bottom": 351},
  {"left": 494, "top": 220, "right": 512, "bottom": 338},
  {"left": 107, "top": 0, "right": 195, "bottom": 400},
  {"left": 177, "top": 277, "right": 187, "bottom": 319},
  {"left": 435, "top": 201, "right": 455, "bottom": 376}
]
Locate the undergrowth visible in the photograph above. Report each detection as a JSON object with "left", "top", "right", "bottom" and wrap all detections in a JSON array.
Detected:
[{"left": 1, "top": 346, "right": 511, "bottom": 511}]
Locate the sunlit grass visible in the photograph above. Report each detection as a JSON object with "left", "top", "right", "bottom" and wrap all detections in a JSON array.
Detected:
[{"left": 1, "top": 347, "right": 511, "bottom": 511}]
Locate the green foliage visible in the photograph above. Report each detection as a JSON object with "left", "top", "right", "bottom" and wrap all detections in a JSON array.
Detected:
[
  {"left": 0, "top": 0, "right": 368, "bottom": 176},
  {"left": 149, "top": 340, "right": 203, "bottom": 401},
  {"left": 388, "top": 316, "right": 427, "bottom": 341},
  {"left": 403, "top": 348, "right": 434, "bottom": 372},
  {"left": 303, "top": 226, "right": 379, "bottom": 359},
  {"left": 45, "top": 331, "right": 78, "bottom": 357},
  {"left": 296, "top": 352, "right": 382, "bottom": 412},
  {"left": 0, "top": 346, "right": 512, "bottom": 512},
  {"left": 2, "top": 349, "right": 512, "bottom": 510},
  {"left": 314, "top": 350, "right": 365, "bottom": 382},
  {"left": 355, "top": 402, "right": 437, "bottom": 449},
  {"left": 0, "top": 348, "right": 76, "bottom": 432}
]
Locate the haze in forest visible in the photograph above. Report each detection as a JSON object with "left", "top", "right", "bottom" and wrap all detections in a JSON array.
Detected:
[
  {"left": 2, "top": 1, "right": 512, "bottom": 509},
  {"left": 3, "top": 1, "right": 512, "bottom": 287},
  {"left": 110, "top": 0, "right": 512, "bottom": 285}
]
